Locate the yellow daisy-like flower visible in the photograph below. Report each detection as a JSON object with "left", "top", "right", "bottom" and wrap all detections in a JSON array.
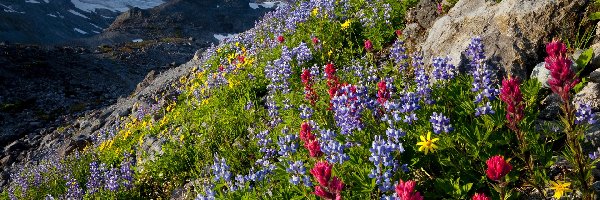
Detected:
[
  {"left": 311, "top": 7, "right": 319, "bottom": 17},
  {"left": 341, "top": 19, "right": 352, "bottom": 30},
  {"left": 416, "top": 132, "right": 439, "bottom": 155},
  {"left": 550, "top": 180, "right": 572, "bottom": 199}
]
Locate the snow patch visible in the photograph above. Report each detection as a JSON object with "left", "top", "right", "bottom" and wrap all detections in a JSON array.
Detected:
[
  {"left": 68, "top": 9, "right": 89, "bottom": 19},
  {"left": 70, "top": 0, "right": 165, "bottom": 13},
  {"left": 1, "top": 3, "right": 25, "bottom": 14},
  {"left": 74, "top": 28, "right": 88, "bottom": 34},
  {"left": 132, "top": 39, "right": 143, "bottom": 43},
  {"left": 249, "top": 1, "right": 283, "bottom": 9},
  {"left": 89, "top": 23, "right": 103, "bottom": 30},
  {"left": 213, "top": 34, "right": 237, "bottom": 42},
  {"left": 25, "top": 0, "right": 41, "bottom": 4}
]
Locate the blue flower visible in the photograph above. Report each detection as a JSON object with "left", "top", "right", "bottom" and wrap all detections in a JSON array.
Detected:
[
  {"left": 430, "top": 112, "right": 454, "bottom": 134},
  {"left": 286, "top": 161, "right": 311, "bottom": 187},
  {"left": 212, "top": 155, "right": 232, "bottom": 183},
  {"left": 466, "top": 37, "right": 499, "bottom": 116},
  {"left": 277, "top": 128, "right": 298, "bottom": 157},
  {"left": 432, "top": 56, "right": 456, "bottom": 81},
  {"left": 320, "top": 129, "right": 349, "bottom": 164},
  {"left": 575, "top": 102, "right": 597, "bottom": 125},
  {"left": 292, "top": 42, "right": 312, "bottom": 65},
  {"left": 86, "top": 161, "right": 103, "bottom": 195}
]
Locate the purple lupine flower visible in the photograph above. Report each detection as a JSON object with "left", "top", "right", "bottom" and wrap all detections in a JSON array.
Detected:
[
  {"left": 319, "top": 129, "right": 349, "bottom": 164},
  {"left": 277, "top": 127, "right": 299, "bottom": 157},
  {"left": 431, "top": 56, "right": 456, "bottom": 82},
  {"left": 466, "top": 37, "right": 499, "bottom": 116},
  {"left": 45, "top": 194, "right": 55, "bottom": 200},
  {"left": 265, "top": 95, "right": 282, "bottom": 127},
  {"left": 120, "top": 154, "right": 134, "bottom": 190},
  {"left": 195, "top": 184, "right": 215, "bottom": 200},
  {"left": 212, "top": 154, "right": 232, "bottom": 183},
  {"left": 389, "top": 39, "right": 408, "bottom": 72},
  {"left": 104, "top": 167, "right": 120, "bottom": 192},
  {"left": 331, "top": 84, "right": 367, "bottom": 135},
  {"left": 286, "top": 161, "right": 311, "bottom": 187},
  {"left": 430, "top": 112, "right": 454, "bottom": 134},
  {"left": 399, "top": 92, "right": 421, "bottom": 124},
  {"left": 413, "top": 52, "right": 434, "bottom": 105},
  {"left": 299, "top": 104, "right": 314, "bottom": 120},
  {"left": 368, "top": 135, "right": 402, "bottom": 192},
  {"left": 589, "top": 147, "right": 600, "bottom": 160},
  {"left": 65, "top": 175, "right": 83, "bottom": 200},
  {"left": 292, "top": 42, "right": 312, "bottom": 65},
  {"left": 475, "top": 101, "right": 495, "bottom": 116},
  {"left": 86, "top": 161, "right": 103, "bottom": 195},
  {"left": 575, "top": 102, "right": 597, "bottom": 125},
  {"left": 256, "top": 130, "right": 276, "bottom": 158}
]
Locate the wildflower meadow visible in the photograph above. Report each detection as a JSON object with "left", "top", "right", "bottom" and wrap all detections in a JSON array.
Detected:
[{"left": 2, "top": 0, "right": 598, "bottom": 199}]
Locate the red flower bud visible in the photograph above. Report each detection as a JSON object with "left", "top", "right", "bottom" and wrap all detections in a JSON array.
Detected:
[
  {"left": 395, "top": 179, "right": 423, "bottom": 200},
  {"left": 486, "top": 155, "right": 512, "bottom": 181},
  {"left": 472, "top": 193, "right": 491, "bottom": 200},
  {"left": 311, "top": 161, "right": 332, "bottom": 187},
  {"left": 364, "top": 39, "right": 373, "bottom": 52}
]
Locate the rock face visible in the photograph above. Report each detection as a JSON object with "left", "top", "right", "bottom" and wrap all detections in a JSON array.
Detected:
[{"left": 420, "top": 0, "right": 586, "bottom": 79}]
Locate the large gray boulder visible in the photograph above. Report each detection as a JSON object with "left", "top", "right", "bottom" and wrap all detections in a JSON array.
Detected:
[{"left": 420, "top": 0, "right": 585, "bottom": 79}]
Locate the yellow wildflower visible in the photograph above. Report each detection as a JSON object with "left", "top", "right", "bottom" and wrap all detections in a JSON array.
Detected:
[
  {"left": 416, "top": 132, "right": 439, "bottom": 155},
  {"left": 550, "top": 181, "right": 572, "bottom": 199},
  {"left": 341, "top": 19, "right": 352, "bottom": 30}
]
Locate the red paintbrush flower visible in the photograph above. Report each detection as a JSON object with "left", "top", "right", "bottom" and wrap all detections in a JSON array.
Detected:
[{"left": 486, "top": 155, "right": 512, "bottom": 181}]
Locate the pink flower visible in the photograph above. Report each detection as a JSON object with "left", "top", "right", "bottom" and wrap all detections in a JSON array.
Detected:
[
  {"left": 306, "top": 139, "right": 323, "bottom": 157},
  {"left": 277, "top": 35, "right": 285, "bottom": 43},
  {"left": 311, "top": 161, "right": 344, "bottom": 200},
  {"left": 544, "top": 39, "right": 579, "bottom": 102},
  {"left": 364, "top": 39, "right": 373, "bottom": 52},
  {"left": 486, "top": 155, "right": 512, "bottom": 181},
  {"left": 395, "top": 179, "right": 424, "bottom": 200},
  {"left": 500, "top": 77, "right": 524, "bottom": 127},
  {"left": 472, "top": 193, "right": 491, "bottom": 200},
  {"left": 377, "top": 80, "right": 390, "bottom": 105},
  {"left": 311, "top": 161, "right": 332, "bottom": 187},
  {"left": 395, "top": 30, "right": 402, "bottom": 37},
  {"left": 315, "top": 186, "right": 335, "bottom": 199}
]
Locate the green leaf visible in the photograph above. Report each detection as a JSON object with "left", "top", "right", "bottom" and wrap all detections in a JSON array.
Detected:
[
  {"left": 590, "top": 12, "right": 600, "bottom": 21},
  {"left": 576, "top": 47, "right": 594, "bottom": 74}
]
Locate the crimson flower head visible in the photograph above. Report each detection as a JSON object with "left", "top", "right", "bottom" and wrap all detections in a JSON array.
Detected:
[
  {"left": 312, "top": 37, "right": 320, "bottom": 45},
  {"left": 544, "top": 39, "right": 579, "bottom": 102},
  {"left": 486, "top": 155, "right": 512, "bottom": 181},
  {"left": 364, "top": 39, "right": 373, "bottom": 52},
  {"left": 306, "top": 139, "right": 323, "bottom": 157},
  {"left": 277, "top": 35, "right": 285, "bottom": 43},
  {"left": 377, "top": 80, "right": 390, "bottom": 105},
  {"left": 300, "top": 122, "right": 315, "bottom": 142},
  {"left": 301, "top": 69, "right": 312, "bottom": 84},
  {"left": 311, "top": 161, "right": 332, "bottom": 187},
  {"left": 395, "top": 179, "right": 423, "bottom": 200},
  {"left": 500, "top": 77, "right": 524, "bottom": 126},
  {"left": 395, "top": 30, "right": 402, "bottom": 37},
  {"left": 472, "top": 193, "right": 491, "bottom": 200}
]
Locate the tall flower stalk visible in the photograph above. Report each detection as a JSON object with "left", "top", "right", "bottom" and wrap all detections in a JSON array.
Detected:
[{"left": 545, "top": 39, "right": 592, "bottom": 199}]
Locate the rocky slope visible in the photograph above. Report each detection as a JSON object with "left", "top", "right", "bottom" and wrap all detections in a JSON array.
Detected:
[{"left": 0, "top": 0, "right": 276, "bottom": 187}]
